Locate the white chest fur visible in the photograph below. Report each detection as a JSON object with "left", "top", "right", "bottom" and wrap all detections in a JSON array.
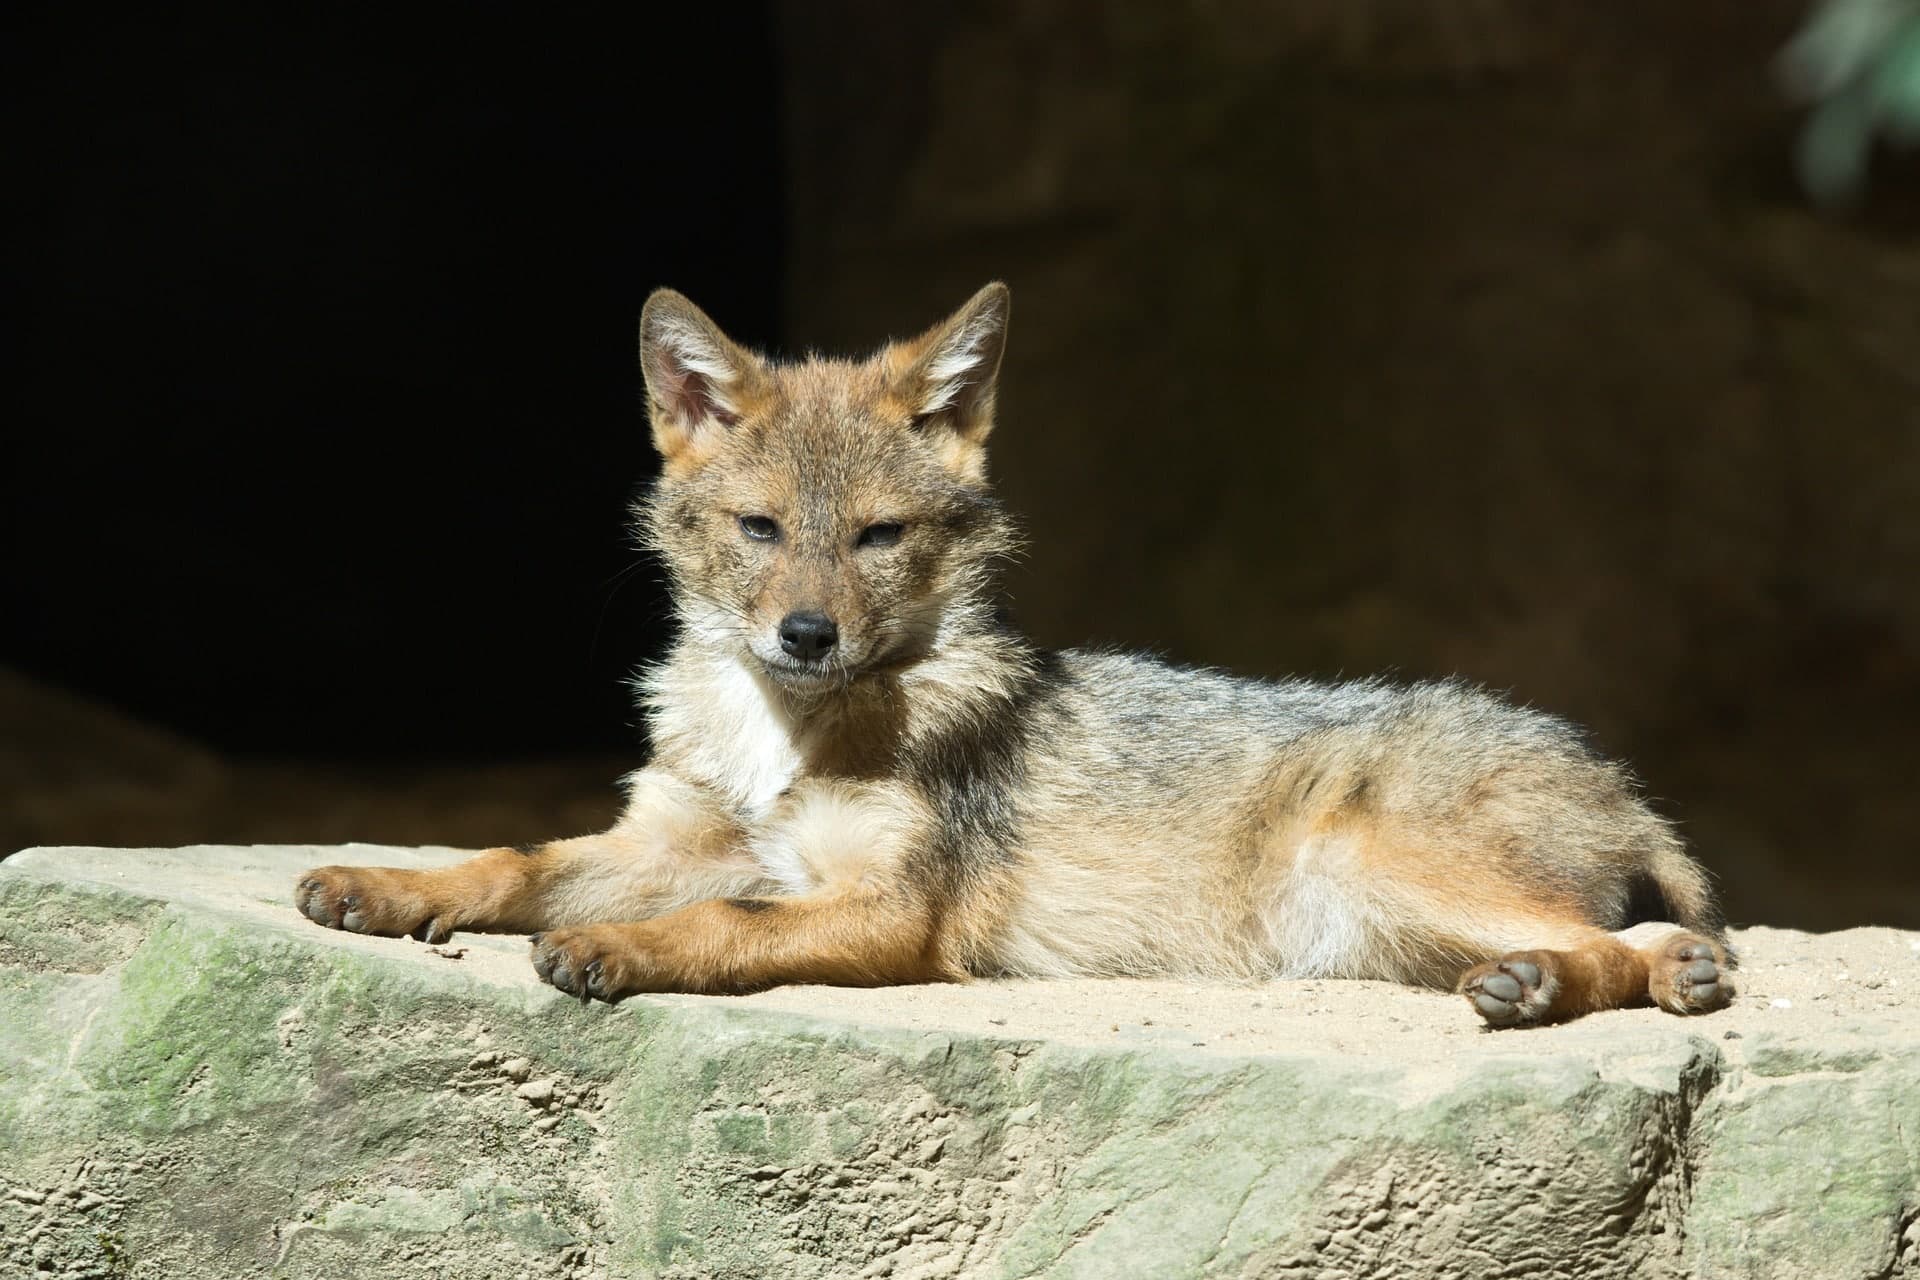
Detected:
[
  {"left": 750, "top": 779, "right": 923, "bottom": 896},
  {"left": 649, "top": 647, "right": 926, "bottom": 897},
  {"left": 653, "top": 654, "right": 801, "bottom": 822}
]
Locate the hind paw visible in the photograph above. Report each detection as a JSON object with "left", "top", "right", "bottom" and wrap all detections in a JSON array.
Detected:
[
  {"left": 1649, "top": 933, "right": 1732, "bottom": 1015},
  {"left": 1460, "top": 952, "right": 1559, "bottom": 1028}
]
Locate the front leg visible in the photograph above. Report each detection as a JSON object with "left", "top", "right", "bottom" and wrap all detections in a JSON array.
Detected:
[
  {"left": 531, "top": 887, "right": 960, "bottom": 999},
  {"left": 529, "top": 779, "right": 963, "bottom": 997},
  {"left": 293, "top": 768, "right": 758, "bottom": 939}
]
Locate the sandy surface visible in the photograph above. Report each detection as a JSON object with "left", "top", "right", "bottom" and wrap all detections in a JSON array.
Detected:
[
  {"left": 710, "top": 925, "right": 1920, "bottom": 1061},
  {"left": 14, "top": 844, "right": 1918, "bottom": 1069}
]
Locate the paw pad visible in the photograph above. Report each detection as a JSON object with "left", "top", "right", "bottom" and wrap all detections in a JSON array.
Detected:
[
  {"left": 1464, "top": 957, "right": 1547, "bottom": 1027},
  {"left": 1660, "top": 937, "right": 1730, "bottom": 1014}
]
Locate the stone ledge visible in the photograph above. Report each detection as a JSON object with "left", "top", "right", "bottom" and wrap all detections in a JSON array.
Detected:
[{"left": 2, "top": 845, "right": 1916, "bottom": 1279}]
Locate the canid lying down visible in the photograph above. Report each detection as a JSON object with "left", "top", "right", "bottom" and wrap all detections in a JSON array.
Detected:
[{"left": 296, "top": 284, "right": 1731, "bottom": 1027}]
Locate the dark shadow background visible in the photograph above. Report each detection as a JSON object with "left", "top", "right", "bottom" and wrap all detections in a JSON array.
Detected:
[{"left": 6, "top": 3, "right": 1918, "bottom": 929}]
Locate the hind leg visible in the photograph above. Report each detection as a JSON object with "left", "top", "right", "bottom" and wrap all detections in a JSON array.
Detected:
[
  {"left": 1623, "top": 922, "right": 1734, "bottom": 1016},
  {"left": 1460, "top": 924, "right": 1733, "bottom": 1027}
]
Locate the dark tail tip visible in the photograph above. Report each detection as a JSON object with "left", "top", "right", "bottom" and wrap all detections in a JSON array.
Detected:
[{"left": 1622, "top": 856, "right": 1729, "bottom": 947}]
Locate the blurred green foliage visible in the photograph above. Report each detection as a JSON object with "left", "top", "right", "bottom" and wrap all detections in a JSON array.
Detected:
[{"left": 1781, "top": 0, "right": 1920, "bottom": 203}]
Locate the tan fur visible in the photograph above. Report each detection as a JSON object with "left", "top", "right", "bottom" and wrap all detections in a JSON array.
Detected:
[
  {"left": 293, "top": 282, "right": 1733, "bottom": 1027},
  {"left": 1459, "top": 926, "right": 1730, "bottom": 1025}
]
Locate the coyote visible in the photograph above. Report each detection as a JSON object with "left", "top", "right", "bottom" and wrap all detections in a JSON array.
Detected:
[{"left": 296, "top": 283, "right": 1731, "bottom": 1027}]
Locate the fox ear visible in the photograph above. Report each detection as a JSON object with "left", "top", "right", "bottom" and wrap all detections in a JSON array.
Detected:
[
  {"left": 639, "top": 289, "right": 765, "bottom": 461},
  {"left": 896, "top": 282, "right": 1010, "bottom": 441}
]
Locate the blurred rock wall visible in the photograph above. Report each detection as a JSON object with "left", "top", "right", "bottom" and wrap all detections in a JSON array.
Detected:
[{"left": 776, "top": 1, "right": 1920, "bottom": 928}]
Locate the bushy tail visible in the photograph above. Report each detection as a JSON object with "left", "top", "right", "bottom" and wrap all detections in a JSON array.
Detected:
[{"left": 1631, "top": 836, "right": 1731, "bottom": 955}]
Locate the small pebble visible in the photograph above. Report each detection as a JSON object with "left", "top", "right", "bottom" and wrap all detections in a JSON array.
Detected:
[
  {"left": 516, "top": 1079, "right": 556, "bottom": 1106},
  {"left": 530, "top": 1114, "right": 562, "bottom": 1133},
  {"left": 500, "top": 1057, "right": 532, "bottom": 1082}
]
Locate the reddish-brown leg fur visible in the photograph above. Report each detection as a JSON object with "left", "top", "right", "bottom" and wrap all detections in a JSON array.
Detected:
[
  {"left": 530, "top": 889, "right": 960, "bottom": 999},
  {"left": 1460, "top": 927, "right": 1732, "bottom": 1027},
  {"left": 295, "top": 847, "right": 549, "bottom": 942},
  {"left": 294, "top": 834, "right": 763, "bottom": 943}
]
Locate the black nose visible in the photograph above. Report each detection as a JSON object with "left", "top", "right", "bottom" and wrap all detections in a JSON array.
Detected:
[{"left": 777, "top": 611, "right": 838, "bottom": 661}]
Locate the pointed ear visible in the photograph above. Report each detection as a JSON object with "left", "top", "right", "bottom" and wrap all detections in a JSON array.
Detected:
[
  {"left": 895, "top": 282, "right": 1010, "bottom": 441},
  {"left": 639, "top": 289, "right": 766, "bottom": 462}
]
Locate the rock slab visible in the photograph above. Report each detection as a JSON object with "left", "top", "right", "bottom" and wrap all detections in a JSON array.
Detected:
[{"left": 1, "top": 845, "right": 1917, "bottom": 1278}]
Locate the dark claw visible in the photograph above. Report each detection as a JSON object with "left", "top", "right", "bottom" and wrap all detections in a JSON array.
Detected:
[
  {"left": 530, "top": 934, "right": 621, "bottom": 1004},
  {"left": 296, "top": 879, "right": 330, "bottom": 926},
  {"left": 1500, "top": 960, "right": 1540, "bottom": 989}
]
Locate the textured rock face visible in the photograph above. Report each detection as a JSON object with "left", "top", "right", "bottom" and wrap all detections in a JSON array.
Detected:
[{"left": 2, "top": 845, "right": 1917, "bottom": 1279}]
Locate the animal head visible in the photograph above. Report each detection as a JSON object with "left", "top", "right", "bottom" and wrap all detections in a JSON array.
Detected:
[{"left": 636, "top": 284, "right": 1019, "bottom": 690}]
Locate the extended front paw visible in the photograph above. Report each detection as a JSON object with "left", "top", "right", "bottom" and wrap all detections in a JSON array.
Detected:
[
  {"left": 530, "top": 926, "right": 655, "bottom": 1003},
  {"left": 294, "top": 866, "right": 454, "bottom": 942}
]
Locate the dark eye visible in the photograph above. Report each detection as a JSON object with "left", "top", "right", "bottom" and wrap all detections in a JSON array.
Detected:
[
  {"left": 738, "top": 515, "right": 779, "bottom": 542},
  {"left": 857, "top": 522, "right": 905, "bottom": 549}
]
